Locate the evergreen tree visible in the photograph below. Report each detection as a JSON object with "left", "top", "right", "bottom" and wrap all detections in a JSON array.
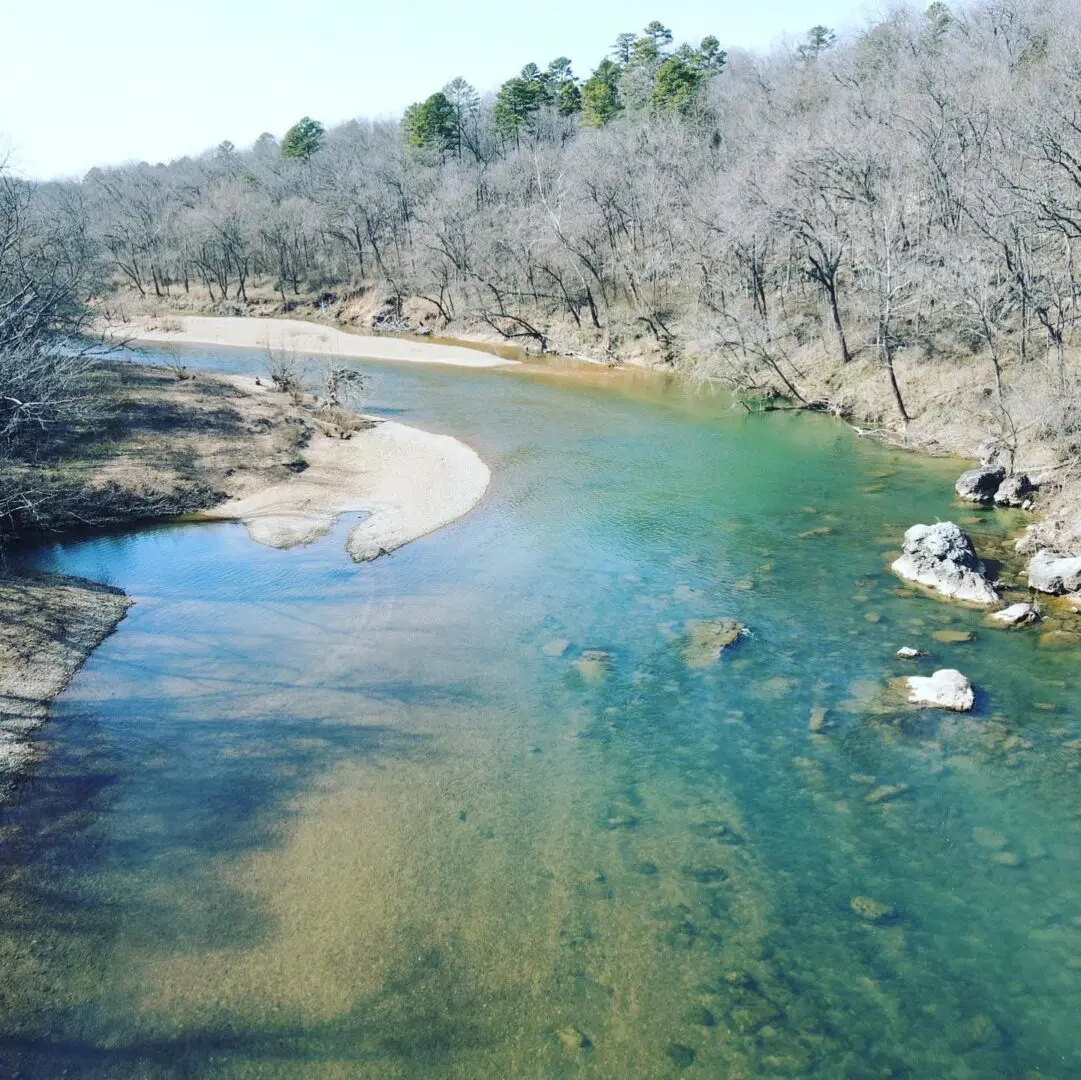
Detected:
[
  {"left": 280, "top": 117, "right": 325, "bottom": 162},
  {"left": 799, "top": 25, "right": 837, "bottom": 60},
  {"left": 581, "top": 59, "right": 623, "bottom": 126},
  {"left": 652, "top": 38, "right": 724, "bottom": 115},
  {"left": 924, "top": 2, "right": 954, "bottom": 43},
  {"left": 403, "top": 92, "right": 456, "bottom": 156},
  {"left": 612, "top": 33, "right": 636, "bottom": 64},
  {"left": 493, "top": 64, "right": 550, "bottom": 146},
  {"left": 443, "top": 77, "right": 480, "bottom": 158},
  {"left": 547, "top": 57, "right": 582, "bottom": 116}
]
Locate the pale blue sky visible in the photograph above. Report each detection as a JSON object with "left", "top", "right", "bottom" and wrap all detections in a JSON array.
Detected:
[{"left": 2, "top": 0, "right": 879, "bottom": 179}]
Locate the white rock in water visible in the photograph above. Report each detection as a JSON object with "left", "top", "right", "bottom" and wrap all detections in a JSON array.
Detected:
[
  {"left": 896, "top": 646, "right": 923, "bottom": 659},
  {"left": 1027, "top": 551, "right": 1081, "bottom": 595},
  {"left": 891, "top": 522, "right": 999, "bottom": 605},
  {"left": 989, "top": 603, "right": 1040, "bottom": 627},
  {"left": 905, "top": 669, "right": 975, "bottom": 712}
]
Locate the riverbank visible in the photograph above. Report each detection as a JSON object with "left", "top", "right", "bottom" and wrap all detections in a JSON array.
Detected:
[
  {"left": 199, "top": 376, "right": 490, "bottom": 559},
  {"left": 0, "top": 574, "right": 132, "bottom": 801},
  {"left": 110, "top": 314, "right": 520, "bottom": 368},
  {"left": 0, "top": 358, "right": 492, "bottom": 804}
]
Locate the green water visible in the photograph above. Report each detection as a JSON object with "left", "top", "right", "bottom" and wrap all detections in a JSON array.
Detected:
[{"left": 3, "top": 348, "right": 1081, "bottom": 1078}]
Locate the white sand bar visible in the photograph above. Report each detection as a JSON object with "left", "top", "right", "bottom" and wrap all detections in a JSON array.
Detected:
[
  {"left": 201, "top": 379, "right": 490, "bottom": 560},
  {"left": 120, "top": 315, "right": 518, "bottom": 368}
]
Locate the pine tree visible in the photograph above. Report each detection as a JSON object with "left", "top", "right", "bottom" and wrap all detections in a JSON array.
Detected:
[{"left": 280, "top": 117, "right": 325, "bottom": 163}]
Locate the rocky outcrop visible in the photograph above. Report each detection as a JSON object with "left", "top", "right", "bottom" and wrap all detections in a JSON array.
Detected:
[
  {"left": 905, "top": 668, "right": 975, "bottom": 711},
  {"left": 977, "top": 438, "right": 1007, "bottom": 467},
  {"left": 989, "top": 603, "right": 1040, "bottom": 627},
  {"left": 891, "top": 522, "right": 999, "bottom": 604},
  {"left": 994, "top": 473, "right": 1037, "bottom": 507},
  {"left": 955, "top": 465, "right": 1005, "bottom": 503},
  {"left": 1015, "top": 513, "right": 1081, "bottom": 557},
  {"left": 1027, "top": 551, "right": 1081, "bottom": 595}
]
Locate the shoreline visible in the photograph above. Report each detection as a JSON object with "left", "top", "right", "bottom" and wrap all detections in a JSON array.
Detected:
[
  {"left": 200, "top": 376, "right": 491, "bottom": 559},
  {"left": 0, "top": 359, "right": 494, "bottom": 805},
  {"left": 110, "top": 314, "right": 520, "bottom": 368},
  {"left": 110, "top": 312, "right": 1076, "bottom": 558},
  {"left": 0, "top": 573, "right": 132, "bottom": 801}
]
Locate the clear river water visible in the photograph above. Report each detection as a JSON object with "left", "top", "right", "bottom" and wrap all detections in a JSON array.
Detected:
[{"left": 2, "top": 345, "right": 1081, "bottom": 1078}]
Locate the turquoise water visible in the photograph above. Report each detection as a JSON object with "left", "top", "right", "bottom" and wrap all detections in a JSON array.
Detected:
[{"left": 2, "top": 347, "right": 1080, "bottom": 1077}]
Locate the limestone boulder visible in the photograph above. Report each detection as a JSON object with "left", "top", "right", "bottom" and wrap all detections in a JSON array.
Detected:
[
  {"left": 905, "top": 668, "right": 975, "bottom": 712},
  {"left": 955, "top": 465, "right": 1005, "bottom": 503},
  {"left": 989, "top": 603, "right": 1040, "bottom": 627},
  {"left": 993, "top": 474, "right": 1037, "bottom": 507},
  {"left": 891, "top": 522, "right": 999, "bottom": 605},
  {"left": 1027, "top": 551, "right": 1081, "bottom": 595}
]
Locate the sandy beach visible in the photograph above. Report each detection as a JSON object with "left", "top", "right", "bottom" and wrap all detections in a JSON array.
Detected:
[
  {"left": 116, "top": 315, "right": 519, "bottom": 368},
  {"left": 202, "top": 375, "right": 491, "bottom": 559}
]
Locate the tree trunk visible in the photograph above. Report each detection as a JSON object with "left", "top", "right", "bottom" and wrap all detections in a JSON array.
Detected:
[
  {"left": 825, "top": 279, "right": 852, "bottom": 363},
  {"left": 884, "top": 345, "right": 910, "bottom": 422}
]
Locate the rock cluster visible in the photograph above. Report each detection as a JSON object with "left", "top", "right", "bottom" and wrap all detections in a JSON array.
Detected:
[
  {"left": 955, "top": 461, "right": 1037, "bottom": 507},
  {"left": 891, "top": 522, "right": 999, "bottom": 604}
]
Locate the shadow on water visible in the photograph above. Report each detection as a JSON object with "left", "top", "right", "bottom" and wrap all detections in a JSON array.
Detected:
[{"left": 0, "top": 948, "right": 497, "bottom": 1079}]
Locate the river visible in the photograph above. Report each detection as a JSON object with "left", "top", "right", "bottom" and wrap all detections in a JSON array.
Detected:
[{"left": 2, "top": 344, "right": 1080, "bottom": 1078}]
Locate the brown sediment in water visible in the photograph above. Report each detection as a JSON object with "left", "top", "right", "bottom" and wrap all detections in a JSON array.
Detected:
[{"left": 114, "top": 702, "right": 778, "bottom": 1076}]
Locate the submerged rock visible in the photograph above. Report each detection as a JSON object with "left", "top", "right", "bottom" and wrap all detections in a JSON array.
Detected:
[
  {"left": 994, "top": 473, "right": 1037, "bottom": 506},
  {"left": 665, "top": 1043, "right": 696, "bottom": 1069},
  {"left": 990, "top": 603, "right": 1040, "bottom": 627},
  {"left": 955, "top": 464, "right": 1006, "bottom": 502},
  {"left": 574, "top": 649, "right": 612, "bottom": 681},
  {"left": 972, "top": 826, "right": 1009, "bottom": 850},
  {"left": 681, "top": 864, "right": 729, "bottom": 885},
  {"left": 1027, "top": 551, "right": 1081, "bottom": 595},
  {"left": 932, "top": 629, "right": 974, "bottom": 643},
  {"left": 850, "top": 895, "right": 896, "bottom": 923},
  {"left": 554, "top": 1027, "right": 592, "bottom": 1052},
  {"left": 684, "top": 1006, "right": 716, "bottom": 1028},
  {"left": 865, "top": 782, "right": 910, "bottom": 804},
  {"left": 681, "top": 618, "right": 746, "bottom": 668},
  {"left": 965, "top": 1014, "right": 1007, "bottom": 1049},
  {"left": 891, "top": 522, "right": 998, "bottom": 605},
  {"left": 905, "top": 668, "right": 975, "bottom": 712},
  {"left": 542, "top": 638, "right": 570, "bottom": 657},
  {"left": 808, "top": 704, "right": 830, "bottom": 732}
]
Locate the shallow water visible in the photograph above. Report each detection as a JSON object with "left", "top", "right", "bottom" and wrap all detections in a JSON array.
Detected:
[{"left": 2, "top": 347, "right": 1081, "bottom": 1077}]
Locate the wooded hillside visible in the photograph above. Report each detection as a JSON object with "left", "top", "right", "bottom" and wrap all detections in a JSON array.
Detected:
[{"left": 9, "top": 0, "right": 1081, "bottom": 485}]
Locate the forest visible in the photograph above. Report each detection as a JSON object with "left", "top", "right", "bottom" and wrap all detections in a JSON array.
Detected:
[{"left": 5, "top": 0, "right": 1081, "bottom": 528}]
